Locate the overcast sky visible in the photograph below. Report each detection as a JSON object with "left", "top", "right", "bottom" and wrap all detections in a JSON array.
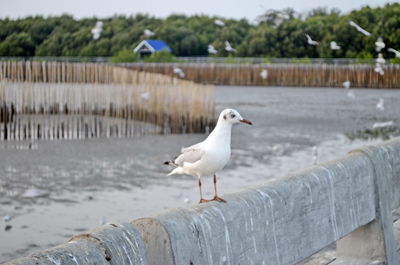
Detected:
[{"left": 0, "top": 0, "right": 394, "bottom": 20}]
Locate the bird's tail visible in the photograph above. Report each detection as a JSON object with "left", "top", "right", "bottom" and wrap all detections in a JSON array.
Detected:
[{"left": 167, "top": 167, "right": 184, "bottom": 176}]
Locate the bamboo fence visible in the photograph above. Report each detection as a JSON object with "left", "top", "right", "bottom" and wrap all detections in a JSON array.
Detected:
[
  {"left": 0, "top": 61, "right": 215, "bottom": 141},
  {"left": 123, "top": 63, "right": 400, "bottom": 88}
]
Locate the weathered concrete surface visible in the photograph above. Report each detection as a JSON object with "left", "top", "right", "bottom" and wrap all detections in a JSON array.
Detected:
[
  {"left": 3, "top": 223, "right": 148, "bottom": 265},
  {"left": 134, "top": 138, "right": 400, "bottom": 265},
  {"left": 135, "top": 155, "right": 376, "bottom": 265}
]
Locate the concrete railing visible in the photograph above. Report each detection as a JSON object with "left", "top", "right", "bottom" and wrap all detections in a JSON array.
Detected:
[{"left": 3, "top": 138, "right": 400, "bottom": 265}]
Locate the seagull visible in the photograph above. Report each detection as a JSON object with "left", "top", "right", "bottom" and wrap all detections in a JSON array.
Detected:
[
  {"left": 140, "top": 92, "right": 150, "bottom": 101},
  {"left": 375, "top": 63, "right": 384, "bottom": 76},
  {"left": 349, "top": 20, "right": 371, "bottom": 36},
  {"left": 372, "top": 120, "right": 393, "bottom": 129},
  {"left": 144, "top": 29, "right": 155, "bottom": 37},
  {"left": 225, "top": 41, "right": 237, "bottom": 53},
  {"left": 376, "top": 98, "right": 384, "bottom": 111},
  {"left": 388, "top": 48, "right": 400, "bottom": 58},
  {"left": 305, "top": 34, "right": 318, "bottom": 46},
  {"left": 164, "top": 109, "right": 252, "bottom": 203},
  {"left": 330, "top": 41, "right": 341, "bottom": 50},
  {"left": 376, "top": 53, "right": 386, "bottom": 65},
  {"left": 208, "top": 45, "right": 218, "bottom": 54},
  {"left": 343, "top": 80, "right": 351, "bottom": 89},
  {"left": 173, "top": 67, "right": 185, "bottom": 78},
  {"left": 91, "top": 21, "right": 103, "bottom": 40},
  {"left": 375, "top": 37, "right": 385, "bottom": 52},
  {"left": 260, "top": 69, "right": 268, "bottom": 80},
  {"left": 214, "top": 19, "right": 225, "bottom": 27}
]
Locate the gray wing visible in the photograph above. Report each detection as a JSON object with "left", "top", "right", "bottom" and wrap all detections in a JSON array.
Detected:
[{"left": 174, "top": 142, "right": 205, "bottom": 166}]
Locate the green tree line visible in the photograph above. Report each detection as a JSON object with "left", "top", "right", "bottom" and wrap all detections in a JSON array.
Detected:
[{"left": 0, "top": 3, "right": 399, "bottom": 59}]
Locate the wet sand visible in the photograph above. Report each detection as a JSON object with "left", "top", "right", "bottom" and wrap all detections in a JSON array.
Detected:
[{"left": 1, "top": 86, "right": 400, "bottom": 262}]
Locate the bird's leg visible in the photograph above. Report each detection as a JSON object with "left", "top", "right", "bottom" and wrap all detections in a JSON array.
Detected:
[
  {"left": 198, "top": 178, "right": 209, "bottom": 203},
  {"left": 212, "top": 174, "right": 227, "bottom": 203}
]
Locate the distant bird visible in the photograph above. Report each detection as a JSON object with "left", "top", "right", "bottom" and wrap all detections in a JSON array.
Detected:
[
  {"left": 164, "top": 109, "right": 252, "bottom": 203},
  {"left": 375, "top": 37, "right": 385, "bottom": 52},
  {"left": 305, "top": 34, "right": 318, "bottom": 46},
  {"left": 225, "top": 41, "right": 237, "bottom": 53},
  {"left": 372, "top": 120, "right": 393, "bottom": 129},
  {"left": 388, "top": 48, "right": 400, "bottom": 58},
  {"left": 376, "top": 53, "right": 386, "bottom": 65},
  {"left": 330, "top": 41, "right": 341, "bottom": 50},
  {"left": 260, "top": 69, "right": 268, "bottom": 80},
  {"left": 349, "top": 20, "right": 371, "bottom": 36},
  {"left": 208, "top": 45, "right": 218, "bottom": 54},
  {"left": 214, "top": 19, "right": 225, "bottom": 27},
  {"left": 3, "top": 215, "right": 12, "bottom": 222},
  {"left": 91, "top": 21, "right": 103, "bottom": 40},
  {"left": 343, "top": 80, "right": 351, "bottom": 89},
  {"left": 375, "top": 53, "right": 385, "bottom": 75},
  {"left": 375, "top": 63, "right": 384, "bottom": 76},
  {"left": 173, "top": 67, "right": 185, "bottom": 78},
  {"left": 144, "top": 29, "right": 155, "bottom": 37},
  {"left": 376, "top": 98, "right": 384, "bottom": 111},
  {"left": 140, "top": 92, "right": 150, "bottom": 101}
]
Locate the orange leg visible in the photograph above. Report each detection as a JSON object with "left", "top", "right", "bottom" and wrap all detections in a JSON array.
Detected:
[
  {"left": 212, "top": 174, "right": 227, "bottom": 203},
  {"left": 198, "top": 178, "right": 210, "bottom": 203}
]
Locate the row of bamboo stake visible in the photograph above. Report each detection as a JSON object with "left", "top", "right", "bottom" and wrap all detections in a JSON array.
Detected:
[
  {"left": 0, "top": 61, "right": 215, "bottom": 141},
  {"left": 124, "top": 63, "right": 400, "bottom": 88}
]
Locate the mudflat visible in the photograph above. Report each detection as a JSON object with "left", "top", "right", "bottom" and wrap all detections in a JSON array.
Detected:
[{"left": 1, "top": 85, "right": 399, "bottom": 262}]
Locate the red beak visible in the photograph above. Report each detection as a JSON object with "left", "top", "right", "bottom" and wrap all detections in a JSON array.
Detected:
[{"left": 240, "top": 119, "right": 253, "bottom": 125}]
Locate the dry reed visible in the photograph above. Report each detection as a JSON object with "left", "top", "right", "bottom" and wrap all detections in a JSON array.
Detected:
[
  {"left": 0, "top": 61, "right": 215, "bottom": 141},
  {"left": 124, "top": 63, "right": 400, "bottom": 88}
]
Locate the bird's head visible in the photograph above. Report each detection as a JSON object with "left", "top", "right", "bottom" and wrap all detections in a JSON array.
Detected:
[{"left": 219, "top": 109, "right": 252, "bottom": 126}]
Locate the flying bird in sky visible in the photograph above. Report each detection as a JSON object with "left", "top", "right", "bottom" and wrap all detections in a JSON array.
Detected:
[
  {"left": 208, "top": 45, "right": 218, "bottom": 54},
  {"left": 388, "top": 48, "right": 400, "bottom": 58},
  {"left": 330, "top": 41, "right": 341, "bottom": 50},
  {"left": 305, "top": 34, "right": 318, "bottom": 46},
  {"left": 164, "top": 109, "right": 252, "bottom": 203},
  {"left": 214, "top": 19, "right": 225, "bottom": 26},
  {"left": 173, "top": 67, "right": 185, "bottom": 78},
  {"left": 225, "top": 41, "right": 237, "bottom": 53},
  {"left": 144, "top": 29, "right": 155, "bottom": 37},
  {"left": 349, "top": 20, "right": 371, "bottom": 36},
  {"left": 91, "top": 21, "right": 103, "bottom": 40},
  {"left": 375, "top": 37, "right": 385, "bottom": 52}
]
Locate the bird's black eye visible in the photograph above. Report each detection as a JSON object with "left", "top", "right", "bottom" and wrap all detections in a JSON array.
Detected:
[{"left": 231, "top": 114, "right": 236, "bottom": 118}]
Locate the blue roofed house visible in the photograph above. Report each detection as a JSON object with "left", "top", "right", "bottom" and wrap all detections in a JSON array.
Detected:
[{"left": 133, "top": 40, "right": 171, "bottom": 56}]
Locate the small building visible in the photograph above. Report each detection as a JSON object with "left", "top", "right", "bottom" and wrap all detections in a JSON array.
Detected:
[{"left": 133, "top": 40, "right": 171, "bottom": 56}]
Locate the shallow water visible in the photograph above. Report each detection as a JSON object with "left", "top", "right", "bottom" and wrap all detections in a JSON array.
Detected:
[{"left": 1, "top": 86, "right": 400, "bottom": 262}]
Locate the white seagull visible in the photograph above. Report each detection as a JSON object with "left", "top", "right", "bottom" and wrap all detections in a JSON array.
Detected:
[
  {"left": 388, "top": 48, "right": 400, "bottom": 58},
  {"left": 225, "top": 41, "right": 237, "bottom": 53},
  {"left": 164, "top": 109, "right": 252, "bottom": 203},
  {"left": 260, "top": 69, "right": 268, "bottom": 80},
  {"left": 305, "top": 34, "right": 318, "bottom": 46},
  {"left": 144, "top": 29, "right": 155, "bottom": 37},
  {"left": 343, "top": 80, "right": 351, "bottom": 89},
  {"left": 330, "top": 41, "right": 341, "bottom": 50},
  {"left": 375, "top": 37, "right": 385, "bottom": 52},
  {"left": 91, "top": 21, "right": 103, "bottom": 40},
  {"left": 173, "top": 67, "right": 185, "bottom": 78},
  {"left": 208, "top": 45, "right": 218, "bottom": 54},
  {"left": 214, "top": 19, "right": 225, "bottom": 27},
  {"left": 349, "top": 20, "right": 371, "bottom": 36},
  {"left": 376, "top": 98, "right": 384, "bottom": 111}
]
